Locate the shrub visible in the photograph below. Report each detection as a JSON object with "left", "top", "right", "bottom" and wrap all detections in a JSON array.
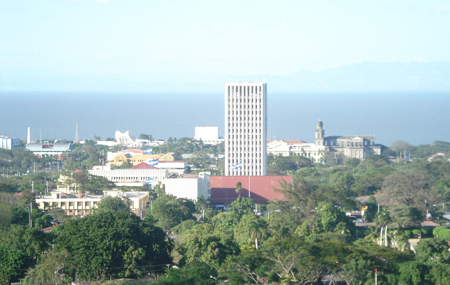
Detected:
[
  {"left": 420, "top": 228, "right": 431, "bottom": 237},
  {"left": 412, "top": 229, "right": 421, "bottom": 236},
  {"left": 439, "top": 229, "right": 450, "bottom": 240},
  {"left": 403, "top": 230, "right": 411, "bottom": 238},
  {"left": 433, "top": 226, "right": 448, "bottom": 237}
]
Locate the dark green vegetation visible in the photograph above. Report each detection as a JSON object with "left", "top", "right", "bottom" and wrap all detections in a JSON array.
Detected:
[{"left": 1, "top": 140, "right": 450, "bottom": 284}]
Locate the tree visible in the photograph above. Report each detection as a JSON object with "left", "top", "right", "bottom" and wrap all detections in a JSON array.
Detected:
[
  {"left": 363, "top": 195, "right": 378, "bottom": 222},
  {"left": 398, "top": 261, "right": 432, "bottom": 285},
  {"left": 235, "top": 182, "right": 242, "bottom": 198},
  {"left": 55, "top": 210, "right": 171, "bottom": 280},
  {"left": 95, "top": 196, "right": 131, "bottom": 214},
  {"left": 149, "top": 194, "right": 195, "bottom": 231},
  {"left": 228, "top": 197, "right": 255, "bottom": 223},
  {"left": 0, "top": 246, "right": 28, "bottom": 284},
  {"left": 180, "top": 224, "right": 239, "bottom": 270},
  {"left": 415, "top": 238, "right": 450, "bottom": 265},
  {"left": 156, "top": 260, "right": 217, "bottom": 285},
  {"left": 391, "top": 204, "right": 424, "bottom": 228},
  {"left": 382, "top": 169, "right": 434, "bottom": 211},
  {"left": 375, "top": 210, "right": 392, "bottom": 247},
  {"left": 339, "top": 258, "right": 372, "bottom": 285},
  {"left": 22, "top": 249, "right": 71, "bottom": 285}
]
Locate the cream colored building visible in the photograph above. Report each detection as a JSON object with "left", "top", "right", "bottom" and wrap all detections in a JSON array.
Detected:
[
  {"left": 35, "top": 190, "right": 149, "bottom": 218},
  {"left": 267, "top": 140, "right": 328, "bottom": 162},
  {"left": 89, "top": 165, "right": 168, "bottom": 186}
]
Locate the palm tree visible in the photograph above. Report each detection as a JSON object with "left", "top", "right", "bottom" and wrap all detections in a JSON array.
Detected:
[
  {"left": 235, "top": 182, "right": 242, "bottom": 198},
  {"left": 375, "top": 210, "right": 392, "bottom": 247},
  {"left": 364, "top": 226, "right": 379, "bottom": 245},
  {"left": 249, "top": 221, "right": 263, "bottom": 250},
  {"left": 389, "top": 229, "right": 409, "bottom": 251}
]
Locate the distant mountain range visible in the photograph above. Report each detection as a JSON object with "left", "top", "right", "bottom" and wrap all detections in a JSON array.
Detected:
[{"left": 3, "top": 61, "right": 450, "bottom": 93}]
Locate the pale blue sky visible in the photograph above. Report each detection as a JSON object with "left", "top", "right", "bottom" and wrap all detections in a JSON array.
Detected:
[{"left": 1, "top": 0, "right": 450, "bottom": 91}]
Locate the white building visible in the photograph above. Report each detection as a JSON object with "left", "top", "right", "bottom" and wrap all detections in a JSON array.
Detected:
[
  {"left": 267, "top": 140, "right": 328, "bottom": 163},
  {"left": 97, "top": 131, "right": 164, "bottom": 148},
  {"left": 164, "top": 172, "right": 211, "bottom": 201},
  {"left": 194, "top": 127, "right": 224, "bottom": 145},
  {"left": 225, "top": 81, "right": 267, "bottom": 176},
  {"left": 26, "top": 143, "right": 72, "bottom": 159},
  {"left": 89, "top": 165, "right": 168, "bottom": 187},
  {"left": 0, "top": 136, "right": 20, "bottom": 150},
  {"left": 35, "top": 190, "right": 149, "bottom": 217}
]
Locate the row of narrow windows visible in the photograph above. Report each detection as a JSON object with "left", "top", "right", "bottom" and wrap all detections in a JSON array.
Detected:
[
  {"left": 229, "top": 111, "right": 262, "bottom": 115},
  {"left": 321, "top": 140, "right": 374, "bottom": 146},
  {"left": 229, "top": 123, "right": 263, "bottom": 127},
  {"left": 228, "top": 148, "right": 262, "bottom": 153},
  {"left": 228, "top": 135, "right": 262, "bottom": 140},
  {"left": 227, "top": 85, "right": 263, "bottom": 95}
]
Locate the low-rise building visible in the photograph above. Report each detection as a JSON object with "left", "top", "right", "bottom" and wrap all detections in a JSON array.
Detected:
[
  {"left": 0, "top": 136, "right": 20, "bottom": 150},
  {"left": 89, "top": 165, "right": 168, "bottom": 187},
  {"left": 26, "top": 143, "right": 72, "bottom": 160},
  {"left": 267, "top": 140, "right": 327, "bottom": 162},
  {"left": 35, "top": 190, "right": 149, "bottom": 217},
  {"left": 194, "top": 126, "right": 224, "bottom": 145},
  {"left": 164, "top": 172, "right": 211, "bottom": 201}
]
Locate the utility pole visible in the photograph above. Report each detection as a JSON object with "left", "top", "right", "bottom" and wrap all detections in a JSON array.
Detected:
[
  {"left": 29, "top": 202, "right": 33, "bottom": 227},
  {"left": 375, "top": 268, "right": 378, "bottom": 285}
]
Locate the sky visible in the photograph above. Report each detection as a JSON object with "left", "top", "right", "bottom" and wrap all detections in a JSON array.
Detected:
[{"left": 2, "top": 0, "right": 450, "bottom": 92}]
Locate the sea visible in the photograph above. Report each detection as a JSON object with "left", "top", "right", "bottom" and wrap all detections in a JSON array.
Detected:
[{"left": 1, "top": 91, "right": 449, "bottom": 147}]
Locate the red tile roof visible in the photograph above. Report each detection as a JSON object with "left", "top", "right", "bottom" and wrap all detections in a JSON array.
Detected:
[
  {"left": 210, "top": 176, "right": 292, "bottom": 205},
  {"left": 130, "top": 162, "right": 157, "bottom": 169},
  {"left": 421, "top": 221, "right": 441, "bottom": 227}
]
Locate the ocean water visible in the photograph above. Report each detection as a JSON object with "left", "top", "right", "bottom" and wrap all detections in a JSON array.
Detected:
[{"left": 1, "top": 91, "right": 449, "bottom": 146}]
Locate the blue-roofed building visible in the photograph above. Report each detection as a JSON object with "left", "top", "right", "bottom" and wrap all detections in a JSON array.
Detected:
[
  {"left": 0, "top": 136, "right": 20, "bottom": 150},
  {"left": 26, "top": 143, "right": 72, "bottom": 160}
]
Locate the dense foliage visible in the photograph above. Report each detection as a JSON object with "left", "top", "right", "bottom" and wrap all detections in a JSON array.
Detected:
[{"left": 1, "top": 140, "right": 450, "bottom": 284}]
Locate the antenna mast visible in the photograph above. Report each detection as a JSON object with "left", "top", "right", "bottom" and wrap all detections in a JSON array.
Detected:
[{"left": 75, "top": 122, "right": 79, "bottom": 143}]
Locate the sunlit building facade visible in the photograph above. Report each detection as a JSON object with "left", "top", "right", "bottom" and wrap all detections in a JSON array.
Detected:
[{"left": 225, "top": 82, "right": 267, "bottom": 176}]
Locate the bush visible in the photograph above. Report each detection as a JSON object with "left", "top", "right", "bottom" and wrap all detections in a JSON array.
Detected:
[
  {"left": 439, "top": 229, "right": 450, "bottom": 240},
  {"left": 403, "top": 230, "right": 411, "bottom": 238},
  {"left": 433, "top": 226, "right": 448, "bottom": 237},
  {"left": 412, "top": 229, "right": 421, "bottom": 237},
  {"left": 421, "top": 228, "right": 431, "bottom": 237}
]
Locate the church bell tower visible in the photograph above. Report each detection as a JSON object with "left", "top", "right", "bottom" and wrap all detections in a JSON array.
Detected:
[{"left": 315, "top": 120, "right": 324, "bottom": 146}]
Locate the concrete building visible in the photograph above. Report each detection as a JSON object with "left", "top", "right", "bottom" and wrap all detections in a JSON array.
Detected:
[
  {"left": 35, "top": 190, "right": 149, "bottom": 217},
  {"left": 89, "top": 165, "right": 167, "bottom": 187},
  {"left": 0, "top": 136, "right": 20, "bottom": 150},
  {"left": 97, "top": 130, "right": 164, "bottom": 148},
  {"left": 194, "top": 126, "right": 224, "bottom": 145},
  {"left": 165, "top": 172, "right": 211, "bottom": 201},
  {"left": 314, "top": 120, "right": 382, "bottom": 159},
  {"left": 26, "top": 143, "right": 72, "bottom": 159},
  {"left": 267, "top": 140, "right": 328, "bottom": 163},
  {"left": 225, "top": 81, "right": 267, "bottom": 176}
]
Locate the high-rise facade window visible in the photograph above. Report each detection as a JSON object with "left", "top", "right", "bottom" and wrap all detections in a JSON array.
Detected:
[{"left": 225, "top": 82, "right": 267, "bottom": 176}]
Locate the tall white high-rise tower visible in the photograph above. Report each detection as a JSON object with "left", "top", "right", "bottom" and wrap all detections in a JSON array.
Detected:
[{"left": 225, "top": 81, "right": 267, "bottom": 176}]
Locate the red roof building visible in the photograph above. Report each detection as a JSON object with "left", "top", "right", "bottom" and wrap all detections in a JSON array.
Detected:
[
  {"left": 210, "top": 175, "right": 292, "bottom": 205},
  {"left": 130, "top": 162, "right": 157, "bottom": 169}
]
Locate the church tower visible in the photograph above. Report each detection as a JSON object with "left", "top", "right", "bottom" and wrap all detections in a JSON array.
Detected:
[{"left": 315, "top": 120, "right": 324, "bottom": 146}]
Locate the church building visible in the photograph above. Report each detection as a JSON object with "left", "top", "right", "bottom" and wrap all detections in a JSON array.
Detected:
[{"left": 314, "top": 120, "right": 382, "bottom": 159}]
